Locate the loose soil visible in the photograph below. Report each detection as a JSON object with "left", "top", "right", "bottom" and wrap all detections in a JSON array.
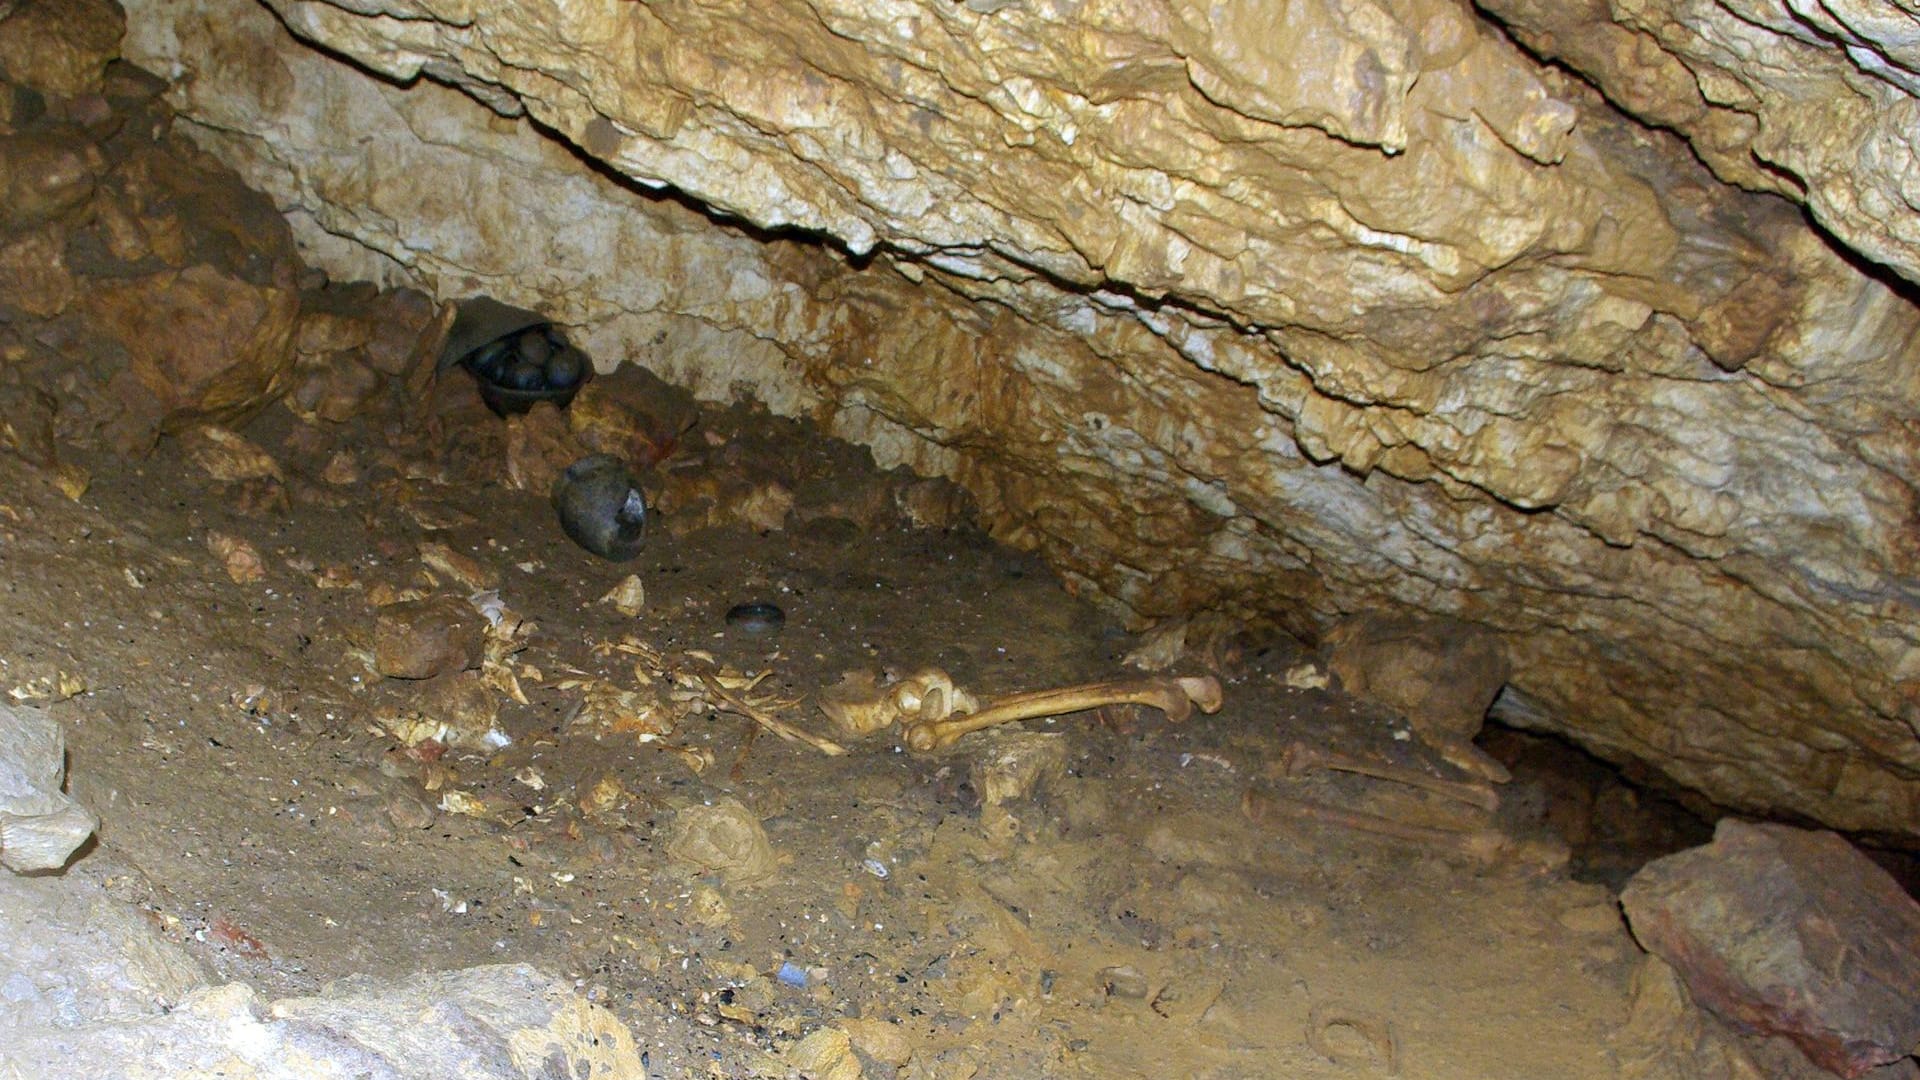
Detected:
[{"left": 2, "top": 367, "right": 1649, "bottom": 1078}]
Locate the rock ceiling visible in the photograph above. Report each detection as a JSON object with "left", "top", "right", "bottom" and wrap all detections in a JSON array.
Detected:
[{"left": 87, "top": 0, "right": 1920, "bottom": 838}]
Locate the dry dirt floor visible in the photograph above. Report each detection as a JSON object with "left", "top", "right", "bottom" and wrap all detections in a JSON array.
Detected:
[{"left": 1, "top": 365, "right": 1663, "bottom": 1078}]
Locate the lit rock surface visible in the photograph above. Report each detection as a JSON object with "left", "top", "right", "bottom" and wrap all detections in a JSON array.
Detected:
[
  {"left": 1477, "top": 0, "right": 1920, "bottom": 287},
  {"left": 120, "top": 0, "right": 1920, "bottom": 837}
]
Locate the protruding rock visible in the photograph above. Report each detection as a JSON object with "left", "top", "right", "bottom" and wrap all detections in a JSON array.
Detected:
[
  {"left": 1325, "top": 613, "right": 1511, "bottom": 782},
  {"left": 1620, "top": 821, "right": 1920, "bottom": 1078},
  {"left": 0, "top": 703, "right": 98, "bottom": 872}
]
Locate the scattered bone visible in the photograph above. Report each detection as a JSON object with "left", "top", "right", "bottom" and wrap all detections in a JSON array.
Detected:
[
  {"left": 970, "top": 730, "right": 1068, "bottom": 807},
  {"left": 205, "top": 531, "right": 265, "bottom": 585},
  {"left": 902, "top": 673, "right": 1223, "bottom": 752},
  {"left": 1241, "top": 787, "right": 1511, "bottom": 865},
  {"left": 418, "top": 541, "right": 498, "bottom": 591},
  {"left": 181, "top": 424, "right": 283, "bottom": 483},
  {"left": 818, "top": 668, "right": 978, "bottom": 739},
  {"left": 702, "top": 675, "right": 846, "bottom": 757},
  {"left": 599, "top": 575, "right": 647, "bottom": 617},
  {"left": 1279, "top": 740, "right": 1500, "bottom": 813}
]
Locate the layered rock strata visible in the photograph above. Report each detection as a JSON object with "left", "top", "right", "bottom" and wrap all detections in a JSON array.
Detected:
[{"left": 113, "top": 0, "right": 1920, "bottom": 838}]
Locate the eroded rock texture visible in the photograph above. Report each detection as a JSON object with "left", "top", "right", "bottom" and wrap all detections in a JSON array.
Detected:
[
  {"left": 118, "top": 0, "right": 1920, "bottom": 838},
  {"left": 1478, "top": 0, "right": 1920, "bottom": 287}
]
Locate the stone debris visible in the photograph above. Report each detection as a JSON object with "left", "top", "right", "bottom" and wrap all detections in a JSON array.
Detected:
[
  {"left": 666, "top": 797, "right": 778, "bottom": 885},
  {"left": 0, "top": 962, "right": 647, "bottom": 1079},
  {"left": 1325, "top": 612, "right": 1511, "bottom": 782},
  {"left": 0, "top": 703, "right": 98, "bottom": 872},
  {"left": 372, "top": 595, "right": 486, "bottom": 680},
  {"left": 1621, "top": 821, "right": 1920, "bottom": 1078}
]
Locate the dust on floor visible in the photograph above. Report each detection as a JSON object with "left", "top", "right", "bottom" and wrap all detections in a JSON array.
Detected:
[{"left": 0, "top": 368, "right": 1643, "bottom": 1078}]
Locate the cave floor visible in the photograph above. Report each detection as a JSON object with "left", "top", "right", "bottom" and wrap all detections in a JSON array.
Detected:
[{"left": 3, "top": 370, "right": 1641, "bottom": 1078}]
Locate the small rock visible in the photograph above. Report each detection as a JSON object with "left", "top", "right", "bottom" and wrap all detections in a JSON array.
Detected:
[
  {"left": 665, "top": 798, "right": 777, "bottom": 885},
  {"left": 181, "top": 425, "right": 283, "bottom": 483},
  {"left": 372, "top": 596, "right": 484, "bottom": 680},
  {"left": 1621, "top": 820, "right": 1920, "bottom": 1078},
  {"left": 969, "top": 729, "right": 1067, "bottom": 807},
  {"left": 1557, "top": 902, "right": 1624, "bottom": 935},
  {"left": 318, "top": 450, "right": 360, "bottom": 487},
  {"left": 1098, "top": 965, "right": 1152, "bottom": 1000},
  {"left": 0, "top": 703, "right": 98, "bottom": 872},
  {"left": 840, "top": 1017, "right": 914, "bottom": 1068},
  {"left": 385, "top": 792, "right": 436, "bottom": 831},
  {"left": 789, "top": 1027, "right": 863, "bottom": 1080}
]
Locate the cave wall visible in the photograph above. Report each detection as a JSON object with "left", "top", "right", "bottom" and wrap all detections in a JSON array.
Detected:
[{"left": 110, "top": 0, "right": 1920, "bottom": 838}]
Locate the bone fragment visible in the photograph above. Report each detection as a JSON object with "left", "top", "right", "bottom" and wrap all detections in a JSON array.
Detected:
[
  {"left": 1280, "top": 740, "right": 1500, "bottom": 812},
  {"left": 702, "top": 676, "right": 846, "bottom": 756},
  {"left": 903, "top": 674, "right": 1222, "bottom": 751}
]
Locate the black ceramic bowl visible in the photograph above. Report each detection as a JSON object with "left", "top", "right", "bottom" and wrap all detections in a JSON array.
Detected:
[{"left": 473, "top": 375, "right": 588, "bottom": 416}]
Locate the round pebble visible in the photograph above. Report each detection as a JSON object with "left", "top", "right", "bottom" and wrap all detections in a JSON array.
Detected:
[
  {"left": 544, "top": 346, "right": 588, "bottom": 389},
  {"left": 516, "top": 327, "right": 554, "bottom": 365},
  {"left": 725, "top": 601, "right": 785, "bottom": 633},
  {"left": 467, "top": 338, "right": 512, "bottom": 381},
  {"left": 501, "top": 358, "right": 547, "bottom": 390}
]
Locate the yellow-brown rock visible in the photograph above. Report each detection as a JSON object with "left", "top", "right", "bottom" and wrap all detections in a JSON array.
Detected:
[
  {"left": 1479, "top": 0, "right": 1920, "bottom": 287},
  {"left": 119, "top": 0, "right": 1920, "bottom": 841},
  {"left": 0, "top": 0, "right": 126, "bottom": 98}
]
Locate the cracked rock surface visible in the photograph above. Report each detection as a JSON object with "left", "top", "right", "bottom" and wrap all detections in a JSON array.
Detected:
[{"left": 118, "top": 0, "right": 1920, "bottom": 837}]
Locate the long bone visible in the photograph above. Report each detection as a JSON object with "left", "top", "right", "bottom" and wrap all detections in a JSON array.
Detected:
[
  {"left": 1280, "top": 740, "right": 1500, "bottom": 812},
  {"left": 902, "top": 674, "right": 1223, "bottom": 751}
]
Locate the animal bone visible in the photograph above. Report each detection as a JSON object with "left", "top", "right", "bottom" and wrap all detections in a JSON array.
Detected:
[
  {"left": 1280, "top": 740, "right": 1500, "bottom": 812},
  {"left": 702, "top": 675, "right": 846, "bottom": 757},
  {"left": 1241, "top": 786, "right": 1511, "bottom": 864},
  {"left": 902, "top": 674, "right": 1223, "bottom": 751}
]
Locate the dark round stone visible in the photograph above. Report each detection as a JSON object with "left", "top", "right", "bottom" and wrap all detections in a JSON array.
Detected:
[
  {"left": 501, "top": 358, "right": 547, "bottom": 390},
  {"left": 516, "top": 327, "right": 554, "bottom": 366},
  {"left": 544, "top": 346, "right": 588, "bottom": 389},
  {"left": 724, "top": 602, "right": 785, "bottom": 634},
  {"left": 466, "top": 338, "right": 512, "bottom": 381}
]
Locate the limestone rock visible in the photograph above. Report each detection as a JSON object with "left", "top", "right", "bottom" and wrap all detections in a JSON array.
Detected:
[
  {"left": 1621, "top": 821, "right": 1920, "bottom": 1078},
  {"left": 1478, "top": 0, "right": 1920, "bottom": 287},
  {"left": 117, "top": 0, "right": 1920, "bottom": 840},
  {"left": 0, "top": 871, "right": 209, "bottom": 1033},
  {"left": 0, "top": 41, "right": 303, "bottom": 454},
  {"left": 0, "top": 704, "right": 98, "bottom": 873},
  {"left": 0, "top": 963, "right": 648, "bottom": 1079}
]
